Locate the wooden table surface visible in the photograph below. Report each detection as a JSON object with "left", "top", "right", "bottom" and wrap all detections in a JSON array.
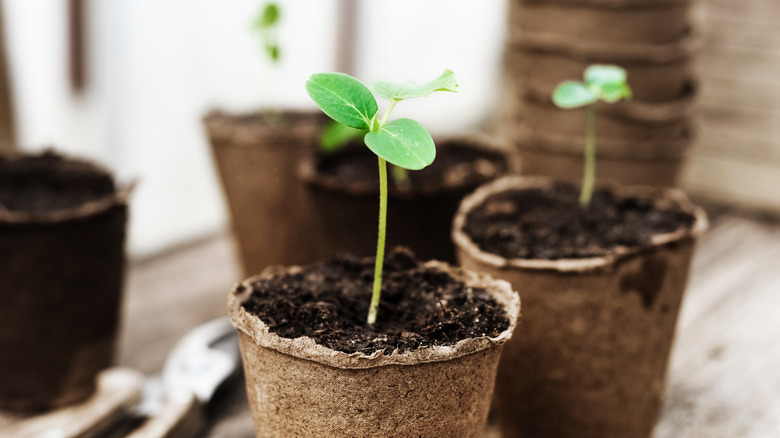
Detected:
[{"left": 117, "top": 205, "right": 780, "bottom": 437}]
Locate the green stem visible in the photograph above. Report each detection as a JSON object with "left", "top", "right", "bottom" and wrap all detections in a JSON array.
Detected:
[
  {"left": 580, "top": 103, "right": 597, "bottom": 207},
  {"left": 379, "top": 99, "right": 400, "bottom": 128},
  {"left": 367, "top": 157, "right": 388, "bottom": 325}
]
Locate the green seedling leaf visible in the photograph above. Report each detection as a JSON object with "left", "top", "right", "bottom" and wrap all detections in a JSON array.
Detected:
[
  {"left": 320, "top": 121, "right": 366, "bottom": 152},
  {"left": 598, "top": 82, "right": 632, "bottom": 103},
  {"left": 372, "top": 69, "right": 458, "bottom": 101},
  {"left": 552, "top": 81, "right": 597, "bottom": 109},
  {"left": 306, "top": 73, "right": 379, "bottom": 130},
  {"left": 254, "top": 3, "right": 280, "bottom": 29},
  {"left": 584, "top": 64, "right": 626, "bottom": 87},
  {"left": 364, "top": 118, "right": 435, "bottom": 170},
  {"left": 266, "top": 44, "right": 280, "bottom": 61}
]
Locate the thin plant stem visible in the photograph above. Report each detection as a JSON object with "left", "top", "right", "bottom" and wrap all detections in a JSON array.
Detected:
[
  {"left": 579, "top": 103, "right": 597, "bottom": 207},
  {"left": 367, "top": 157, "right": 388, "bottom": 325}
]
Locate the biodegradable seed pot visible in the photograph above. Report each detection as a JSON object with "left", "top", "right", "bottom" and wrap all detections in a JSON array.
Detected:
[
  {"left": 299, "top": 136, "right": 519, "bottom": 263},
  {"left": 204, "top": 110, "right": 326, "bottom": 276},
  {"left": 510, "top": 2, "right": 692, "bottom": 45},
  {"left": 0, "top": 151, "right": 129, "bottom": 412},
  {"left": 228, "top": 249, "right": 520, "bottom": 437},
  {"left": 452, "top": 176, "right": 707, "bottom": 438},
  {"left": 506, "top": 30, "right": 701, "bottom": 103}
]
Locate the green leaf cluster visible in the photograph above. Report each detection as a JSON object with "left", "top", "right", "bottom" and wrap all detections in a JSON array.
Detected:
[
  {"left": 552, "top": 65, "right": 632, "bottom": 109},
  {"left": 306, "top": 70, "right": 458, "bottom": 170}
]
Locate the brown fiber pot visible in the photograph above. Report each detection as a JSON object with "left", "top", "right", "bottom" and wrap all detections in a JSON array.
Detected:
[
  {"left": 0, "top": 151, "right": 129, "bottom": 412},
  {"left": 518, "top": 82, "right": 696, "bottom": 141},
  {"left": 509, "top": 2, "right": 692, "bottom": 45},
  {"left": 515, "top": 0, "right": 690, "bottom": 6},
  {"left": 506, "top": 31, "right": 701, "bottom": 102},
  {"left": 452, "top": 176, "right": 707, "bottom": 438},
  {"left": 299, "top": 137, "right": 520, "bottom": 263},
  {"left": 512, "top": 124, "right": 694, "bottom": 187},
  {"left": 204, "top": 110, "right": 327, "bottom": 277},
  {"left": 228, "top": 261, "right": 521, "bottom": 437}
]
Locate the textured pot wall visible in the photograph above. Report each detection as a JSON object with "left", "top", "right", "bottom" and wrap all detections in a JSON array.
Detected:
[
  {"left": 238, "top": 334, "right": 502, "bottom": 437},
  {"left": 205, "top": 111, "right": 326, "bottom": 277},
  {"left": 0, "top": 155, "right": 128, "bottom": 412}
]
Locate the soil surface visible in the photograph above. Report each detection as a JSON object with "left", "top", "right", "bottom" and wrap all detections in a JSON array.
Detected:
[
  {"left": 314, "top": 140, "right": 509, "bottom": 194},
  {"left": 0, "top": 152, "right": 115, "bottom": 213},
  {"left": 241, "top": 248, "right": 510, "bottom": 355},
  {"left": 463, "top": 183, "right": 696, "bottom": 260}
]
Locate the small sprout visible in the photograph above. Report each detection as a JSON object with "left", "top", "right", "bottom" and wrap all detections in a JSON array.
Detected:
[
  {"left": 252, "top": 2, "right": 281, "bottom": 63},
  {"left": 319, "top": 122, "right": 366, "bottom": 153},
  {"left": 552, "top": 64, "right": 632, "bottom": 207},
  {"left": 307, "top": 69, "right": 458, "bottom": 324}
]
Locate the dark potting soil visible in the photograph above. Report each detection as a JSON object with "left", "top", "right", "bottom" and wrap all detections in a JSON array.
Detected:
[
  {"left": 0, "top": 152, "right": 116, "bottom": 213},
  {"left": 241, "top": 248, "right": 510, "bottom": 355},
  {"left": 463, "top": 183, "right": 696, "bottom": 260},
  {"left": 314, "top": 141, "right": 509, "bottom": 194}
]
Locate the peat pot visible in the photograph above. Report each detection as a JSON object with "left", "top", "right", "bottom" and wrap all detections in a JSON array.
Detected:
[
  {"left": 228, "top": 252, "right": 521, "bottom": 437},
  {"left": 507, "top": 30, "right": 701, "bottom": 102},
  {"left": 513, "top": 123, "right": 695, "bottom": 187},
  {"left": 452, "top": 176, "right": 707, "bottom": 438},
  {"left": 509, "top": 1, "right": 692, "bottom": 45},
  {"left": 0, "top": 151, "right": 129, "bottom": 412},
  {"left": 204, "top": 110, "right": 326, "bottom": 276},
  {"left": 299, "top": 137, "right": 519, "bottom": 263}
]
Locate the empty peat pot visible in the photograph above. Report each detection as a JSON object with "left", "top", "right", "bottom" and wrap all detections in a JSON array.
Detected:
[
  {"left": 299, "top": 137, "right": 519, "bottom": 263},
  {"left": 507, "top": 29, "right": 701, "bottom": 103},
  {"left": 452, "top": 176, "right": 707, "bottom": 438},
  {"left": 204, "top": 110, "right": 326, "bottom": 276},
  {"left": 228, "top": 249, "right": 520, "bottom": 437},
  {"left": 510, "top": 1, "right": 692, "bottom": 45},
  {"left": 0, "top": 151, "right": 129, "bottom": 412}
]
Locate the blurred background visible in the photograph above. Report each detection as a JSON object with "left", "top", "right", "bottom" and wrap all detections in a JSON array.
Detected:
[
  {"left": 1, "top": 0, "right": 508, "bottom": 258},
  {"left": 3, "top": 0, "right": 778, "bottom": 259}
]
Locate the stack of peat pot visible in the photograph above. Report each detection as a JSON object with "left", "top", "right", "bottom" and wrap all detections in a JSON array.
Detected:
[{"left": 503, "top": 0, "right": 700, "bottom": 186}]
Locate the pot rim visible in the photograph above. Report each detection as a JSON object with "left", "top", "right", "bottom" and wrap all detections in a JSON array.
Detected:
[
  {"left": 203, "top": 109, "right": 326, "bottom": 150},
  {"left": 452, "top": 175, "right": 708, "bottom": 273},
  {"left": 298, "top": 134, "right": 521, "bottom": 199},
  {"left": 521, "top": 79, "right": 698, "bottom": 122},
  {"left": 511, "top": 27, "right": 703, "bottom": 62},
  {"left": 0, "top": 150, "right": 132, "bottom": 224},
  {"left": 518, "top": 0, "right": 691, "bottom": 7},
  {"left": 227, "top": 259, "right": 521, "bottom": 370},
  {"left": 513, "top": 125, "right": 695, "bottom": 161}
]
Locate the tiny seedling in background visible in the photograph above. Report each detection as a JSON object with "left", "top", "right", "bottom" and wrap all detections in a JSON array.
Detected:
[
  {"left": 252, "top": 2, "right": 281, "bottom": 63},
  {"left": 307, "top": 69, "right": 458, "bottom": 324},
  {"left": 552, "top": 65, "right": 632, "bottom": 207}
]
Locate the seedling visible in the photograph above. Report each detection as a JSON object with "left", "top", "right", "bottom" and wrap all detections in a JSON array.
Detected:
[
  {"left": 252, "top": 2, "right": 281, "bottom": 63},
  {"left": 552, "top": 65, "right": 632, "bottom": 207},
  {"left": 306, "top": 69, "right": 458, "bottom": 324}
]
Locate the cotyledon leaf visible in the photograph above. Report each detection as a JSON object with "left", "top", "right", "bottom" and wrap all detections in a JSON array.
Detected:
[{"left": 363, "top": 118, "right": 435, "bottom": 170}]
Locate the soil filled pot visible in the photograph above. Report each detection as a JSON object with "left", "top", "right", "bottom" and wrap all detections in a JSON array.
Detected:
[
  {"left": 513, "top": 123, "right": 694, "bottom": 187},
  {"left": 506, "top": 31, "right": 701, "bottom": 102},
  {"left": 228, "top": 248, "right": 521, "bottom": 437},
  {"left": 204, "top": 110, "right": 326, "bottom": 276},
  {"left": 0, "top": 151, "right": 129, "bottom": 412},
  {"left": 510, "top": 2, "right": 691, "bottom": 45},
  {"left": 299, "top": 137, "right": 519, "bottom": 263},
  {"left": 452, "top": 176, "right": 707, "bottom": 438}
]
